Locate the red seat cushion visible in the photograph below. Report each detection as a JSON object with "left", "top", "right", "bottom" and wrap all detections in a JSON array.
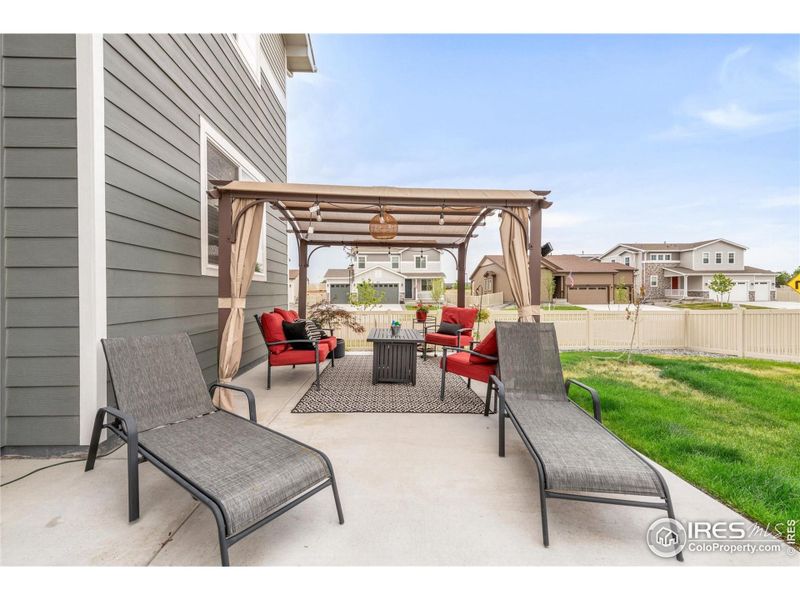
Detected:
[
  {"left": 274, "top": 307, "right": 297, "bottom": 322},
  {"left": 441, "top": 306, "right": 478, "bottom": 330},
  {"left": 261, "top": 312, "right": 288, "bottom": 354},
  {"left": 470, "top": 328, "right": 498, "bottom": 364},
  {"left": 320, "top": 337, "right": 337, "bottom": 352},
  {"left": 289, "top": 310, "right": 299, "bottom": 320},
  {"left": 441, "top": 351, "right": 496, "bottom": 383},
  {"left": 270, "top": 345, "right": 330, "bottom": 366},
  {"left": 425, "top": 332, "right": 472, "bottom": 347}
]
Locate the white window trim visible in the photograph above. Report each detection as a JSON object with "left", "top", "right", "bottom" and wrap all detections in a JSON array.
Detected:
[
  {"left": 715, "top": 252, "right": 723, "bottom": 264},
  {"left": 227, "top": 34, "right": 287, "bottom": 111},
  {"left": 199, "top": 117, "right": 267, "bottom": 282},
  {"left": 415, "top": 255, "right": 428, "bottom": 269},
  {"left": 702, "top": 252, "right": 709, "bottom": 264},
  {"left": 357, "top": 255, "right": 367, "bottom": 269},
  {"left": 728, "top": 252, "right": 735, "bottom": 264},
  {"left": 229, "top": 34, "right": 261, "bottom": 87},
  {"left": 650, "top": 275, "right": 659, "bottom": 287},
  {"left": 390, "top": 254, "right": 400, "bottom": 270},
  {"left": 624, "top": 257, "right": 630, "bottom": 266}
]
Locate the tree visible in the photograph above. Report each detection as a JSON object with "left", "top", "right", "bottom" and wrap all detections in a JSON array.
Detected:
[
  {"left": 431, "top": 277, "right": 445, "bottom": 304},
  {"left": 543, "top": 271, "right": 556, "bottom": 308},
  {"left": 350, "top": 279, "right": 385, "bottom": 311},
  {"left": 308, "top": 300, "right": 365, "bottom": 333},
  {"left": 614, "top": 282, "right": 629, "bottom": 304},
  {"left": 776, "top": 266, "right": 800, "bottom": 287},
  {"left": 708, "top": 273, "right": 735, "bottom": 306},
  {"left": 622, "top": 281, "right": 652, "bottom": 364}
]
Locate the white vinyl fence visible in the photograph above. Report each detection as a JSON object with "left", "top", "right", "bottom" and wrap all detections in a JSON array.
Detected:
[{"left": 333, "top": 309, "right": 800, "bottom": 362}]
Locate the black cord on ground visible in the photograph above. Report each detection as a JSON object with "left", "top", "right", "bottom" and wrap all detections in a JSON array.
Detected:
[{"left": 0, "top": 441, "right": 125, "bottom": 488}]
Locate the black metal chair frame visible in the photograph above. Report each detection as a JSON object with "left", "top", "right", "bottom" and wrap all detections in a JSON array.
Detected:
[
  {"left": 254, "top": 314, "right": 334, "bottom": 390},
  {"left": 85, "top": 381, "right": 344, "bottom": 566},
  {"left": 440, "top": 342, "right": 498, "bottom": 416},
  {"left": 422, "top": 319, "right": 473, "bottom": 361},
  {"left": 490, "top": 374, "right": 684, "bottom": 562}
]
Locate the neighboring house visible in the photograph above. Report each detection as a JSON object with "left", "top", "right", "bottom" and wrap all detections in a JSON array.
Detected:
[
  {"left": 322, "top": 249, "right": 446, "bottom": 304},
  {"left": 0, "top": 34, "right": 315, "bottom": 451},
  {"left": 597, "top": 240, "right": 777, "bottom": 302},
  {"left": 470, "top": 254, "right": 635, "bottom": 305}
]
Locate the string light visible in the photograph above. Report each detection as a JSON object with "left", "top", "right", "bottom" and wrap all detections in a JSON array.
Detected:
[{"left": 308, "top": 225, "right": 314, "bottom": 235}]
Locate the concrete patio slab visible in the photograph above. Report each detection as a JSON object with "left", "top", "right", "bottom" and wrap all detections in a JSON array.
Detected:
[{"left": 1, "top": 358, "right": 797, "bottom": 566}]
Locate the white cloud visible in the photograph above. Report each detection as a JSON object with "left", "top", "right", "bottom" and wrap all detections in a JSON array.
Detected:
[{"left": 696, "top": 103, "right": 768, "bottom": 130}]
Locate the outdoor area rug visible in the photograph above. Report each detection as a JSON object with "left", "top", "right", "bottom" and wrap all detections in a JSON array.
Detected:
[{"left": 291, "top": 354, "right": 488, "bottom": 414}]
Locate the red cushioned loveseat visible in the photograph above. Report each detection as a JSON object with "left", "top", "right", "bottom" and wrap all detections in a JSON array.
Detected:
[{"left": 254, "top": 309, "right": 337, "bottom": 390}]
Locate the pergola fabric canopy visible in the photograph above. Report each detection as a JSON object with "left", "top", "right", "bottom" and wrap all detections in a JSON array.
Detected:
[{"left": 213, "top": 181, "right": 550, "bottom": 247}]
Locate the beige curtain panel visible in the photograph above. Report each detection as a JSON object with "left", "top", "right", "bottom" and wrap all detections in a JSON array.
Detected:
[
  {"left": 215, "top": 199, "right": 265, "bottom": 412},
  {"left": 500, "top": 207, "right": 537, "bottom": 322}
]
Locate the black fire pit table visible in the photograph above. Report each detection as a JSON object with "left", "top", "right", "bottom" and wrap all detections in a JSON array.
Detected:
[{"left": 367, "top": 328, "right": 423, "bottom": 385}]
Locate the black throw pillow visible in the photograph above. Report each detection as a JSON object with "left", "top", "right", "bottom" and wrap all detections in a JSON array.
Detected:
[
  {"left": 437, "top": 321, "right": 462, "bottom": 336},
  {"left": 282, "top": 320, "right": 315, "bottom": 350}
]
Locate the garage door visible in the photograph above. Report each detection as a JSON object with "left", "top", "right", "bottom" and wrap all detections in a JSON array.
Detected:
[
  {"left": 329, "top": 284, "right": 351, "bottom": 304},
  {"left": 713, "top": 280, "right": 748, "bottom": 302},
  {"left": 753, "top": 281, "right": 770, "bottom": 301},
  {"left": 567, "top": 286, "right": 608, "bottom": 304},
  {"left": 365, "top": 283, "right": 399, "bottom": 304}
]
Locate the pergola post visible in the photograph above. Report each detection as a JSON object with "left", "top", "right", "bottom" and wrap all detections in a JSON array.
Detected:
[
  {"left": 217, "top": 191, "right": 232, "bottom": 350},
  {"left": 457, "top": 243, "right": 467, "bottom": 307},
  {"left": 528, "top": 201, "right": 543, "bottom": 323},
  {"left": 298, "top": 238, "right": 308, "bottom": 318}
]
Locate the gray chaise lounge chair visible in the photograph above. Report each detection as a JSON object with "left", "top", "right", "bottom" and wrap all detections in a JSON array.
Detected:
[
  {"left": 492, "top": 322, "right": 683, "bottom": 561},
  {"left": 85, "top": 333, "right": 344, "bottom": 566}
]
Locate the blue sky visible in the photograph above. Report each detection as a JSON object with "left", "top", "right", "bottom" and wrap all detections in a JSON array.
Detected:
[{"left": 286, "top": 35, "right": 800, "bottom": 282}]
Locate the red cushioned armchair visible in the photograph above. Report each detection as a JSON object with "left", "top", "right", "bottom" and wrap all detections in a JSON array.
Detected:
[
  {"left": 254, "top": 310, "right": 336, "bottom": 391},
  {"left": 439, "top": 327, "right": 498, "bottom": 416},
  {"left": 423, "top": 306, "right": 478, "bottom": 360}
]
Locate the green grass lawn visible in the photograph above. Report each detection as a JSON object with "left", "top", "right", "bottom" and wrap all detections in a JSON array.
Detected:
[
  {"left": 671, "top": 302, "right": 772, "bottom": 310},
  {"left": 503, "top": 304, "right": 586, "bottom": 311},
  {"left": 561, "top": 352, "right": 800, "bottom": 537}
]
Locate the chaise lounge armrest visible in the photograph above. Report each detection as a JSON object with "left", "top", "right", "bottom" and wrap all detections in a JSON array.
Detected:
[
  {"left": 209, "top": 382, "right": 257, "bottom": 423},
  {"left": 564, "top": 379, "right": 602, "bottom": 423},
  {"left": 442, "top": 345, "right": 497, "bottom": 363}
]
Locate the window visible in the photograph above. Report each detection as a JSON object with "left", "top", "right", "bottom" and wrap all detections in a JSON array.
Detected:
[
  {"left": 702, "top": 252, "right": 709, "bottom": 264},
  {"left": 649, "top": 253, "right": 657, "bottom": 260},
  {"left": 483, "top": 275, "right": 494, "bottom": 293},
  {"left": 664, "top": 253, "right": 672, "bottom": 260},
  {"left": 420, "top": 279, "right": 433, "bottom": 291},
  {"left": 230, "top": 34, "right": 261, "bottom": 86},
  {"left": 415, "top": 255, "right": 427, "bottom": 269},
  {"left": 200, "top": 118, "right": 267, "bottom": 281},
  {"left": 624, "top": 257, "right": 630, "bottom": 266},
  {"left": 650, "top": 275, "right": 658, "bottom": 287},
  {"left": 390, "top": 254, "right": 400, "bottom": 270},
  {"left": 715, "top": 252, "right": 722, "bottom": 264},
  {"left": 357, "top": 255, "right": 366, "bottom": 269},
  {"left": 610, "top": 259, "right": 617, "bottom": 263},
  {"left": 728, "top": 252, "right": 735, "bottom": 264}
]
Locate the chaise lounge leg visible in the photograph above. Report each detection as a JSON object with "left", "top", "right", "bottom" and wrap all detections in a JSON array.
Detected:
[
  {"left": 483, "top": 381, "right": 492, "bottom": 417},
  {"left": 214, "top": 514, "right": 230, "bottom": 567},
  {"left": 267, "top": 362, "right": 272, "bottom": 390},
  {"left": 84, "top": 409, "right": 106, "bottom": 472},
  {"left": 499, "top": 400, "right": 505, "bottom": 457},
  {"left": 331, "top": 475, "right": 345, "bottom": 525},
  {"left": 664, "top": 489, "right": 684, "bottom": 562},
  {"left": 125, "top": 429, "right": 140, "bottom": 522}
]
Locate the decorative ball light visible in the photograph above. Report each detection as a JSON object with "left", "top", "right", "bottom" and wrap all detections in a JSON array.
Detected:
[{"left": 369, "top": 209, "right": 398, "bottom": 240}]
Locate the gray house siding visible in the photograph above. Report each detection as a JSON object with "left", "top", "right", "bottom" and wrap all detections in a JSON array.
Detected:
[
  {"left": 1, "top": 35, "right": 80, "bottom": 447},
  {"left": 103, "top": 34, "right": 289, "bottom": 386}
]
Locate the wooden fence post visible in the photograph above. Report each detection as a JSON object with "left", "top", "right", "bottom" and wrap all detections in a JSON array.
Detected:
[
  {"left": 737, "top": 308, "right": 746, "bottom": 357},
  {"left": 586, "top": 311, "right": 593, "bottom": 350}
]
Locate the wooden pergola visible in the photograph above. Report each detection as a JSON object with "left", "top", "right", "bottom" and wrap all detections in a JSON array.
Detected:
[{"left": 212, "top": 182, "right": 551, "bottom": 343}]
